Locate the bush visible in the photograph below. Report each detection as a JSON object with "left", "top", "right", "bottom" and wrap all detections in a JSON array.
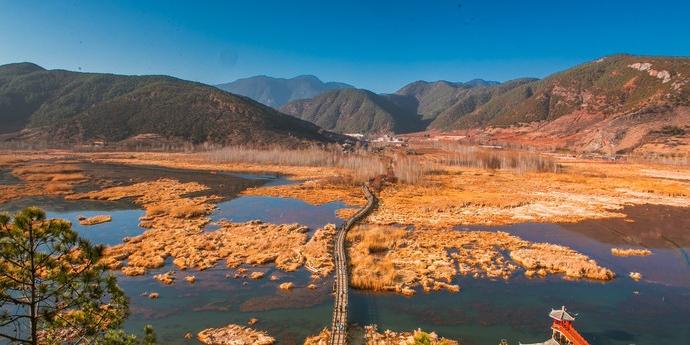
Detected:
[{"left": 653, "top": 125, "right": 686, "bottom": 136}]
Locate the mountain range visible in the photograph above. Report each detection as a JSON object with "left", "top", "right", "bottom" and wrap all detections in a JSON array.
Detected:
[
  {"left": 1, "top": 54, "right": 688, "bottom": 154},
  {"left": 215, "top": 75, "right": 353, "bottom": 108},
  {"left": 0, "top": 63, "right": 342, "bottom": 147},
  {"left": 278, "top": 79, "right": 515, "bottom": 134},
  {"left": 277, "top": 54, "right": 690, "bottom": 153}
]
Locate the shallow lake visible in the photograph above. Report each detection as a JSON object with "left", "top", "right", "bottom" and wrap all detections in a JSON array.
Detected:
[{"left": 2, "top": 165, "right": 689, "bottom": 344}]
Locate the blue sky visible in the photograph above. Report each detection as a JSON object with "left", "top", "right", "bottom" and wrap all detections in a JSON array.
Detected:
[{"left": 1, "top": 0, "right": 689, "bottom": 93}]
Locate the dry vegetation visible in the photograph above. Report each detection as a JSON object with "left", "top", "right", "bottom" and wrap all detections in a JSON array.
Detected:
[
  {"left": 301, "top": 224, "right": 337, "bottom": 275},
  {"left": 1, "top": 148, "right": 686, "bottom": 297},
  {"left": 77, "top": 215, "right": 112, "bottom": 225},
  {"left": 303, "top": 328, "right": 330, "bottom": 345},
  {"left": 347, "top": 225, "right": 614, "bottom": 294},
  {"left": 510, "top": 243, "right": 615, "bottom": 280},
  {"left": 197, "top": 324, "right": 275, "bottom": 345},
  {"left": 278, "top": 282, "right": 294, "bottom": 290},
  {"left": 12, "top": 164, "right": 86, "bottom": 182},
  {"left": 611, "top": 248, "right": 653, "bottom": 256},
  {"left": 428, "top": 141, "right": 560, "bottom": 173},
  {"left": 242, "top": 180, "right": 367, "bottom": 208},
  {"left": 65, "top": 176, "right": 338, "bottom": 277},
  {"left": 368, "top": 160, "right": 690, "bottom": 227},
  {"left": 629, "top": 272, "right": 642, "bottom": 281},
  {"left": 363, "top": 325, "right": 459, "bottom": 345},
  {"left": 153, "top": 271, "right": 176, "bottom": 285},
  {"left": 207, "top": 145, "right": 387, "bottom": 183},
  {"left": 72, "top": 143, "right": 685, "bottom": 229},
  {"left": 12, "top": 147, "right": 684, "bottom": 231},
  {"left": 0, "top": 155, "right": 87, "bottom": 204}
]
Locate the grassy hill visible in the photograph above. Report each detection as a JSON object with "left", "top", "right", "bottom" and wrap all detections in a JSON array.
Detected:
[
  {"left": 452, "top": 54, "right": 690, "bottom": 129},
  {"left": 394, "top": 81, "right": 472, "bottom": 121},
  {"left": 278, "top": 79, "right": 530, "bottom": 135},
  {"left": 447, "top": 55, "right": 690, "bottom": 153},
  {"left": 0, "top": 63, "right": 342, "bottom": 146},
  {"left": 279, "top": 88, "right": 425, "bottom": 134}
]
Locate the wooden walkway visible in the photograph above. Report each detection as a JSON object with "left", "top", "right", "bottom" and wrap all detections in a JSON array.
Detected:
[{"left": 330, "top": 184, "right": 377, "bottom": 345}]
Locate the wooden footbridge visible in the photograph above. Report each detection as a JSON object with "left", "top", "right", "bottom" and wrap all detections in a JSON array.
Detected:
[{"left": 330, "top": 184, "right": 377, "bottom": 345}]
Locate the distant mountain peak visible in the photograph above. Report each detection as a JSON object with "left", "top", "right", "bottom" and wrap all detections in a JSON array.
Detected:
[
  {"left": 0, "top": 62, "right": 46, "bottom": 75},
  {"left": 464, "top": 79, "right": 500, "bottom": 87},
  {"left": 279, "top": 88, "right": 424, "bottom": 134},
  {"left": 215, "top": 75, "right": 354, "bottom": 107}
]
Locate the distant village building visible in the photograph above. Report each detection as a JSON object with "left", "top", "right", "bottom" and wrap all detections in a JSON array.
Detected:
[
  {"left": 373, "top": 135, "right": 405, "bottom": 144},
  {"left": 344, "top": 133, "right": 365, "bottom": 140}
]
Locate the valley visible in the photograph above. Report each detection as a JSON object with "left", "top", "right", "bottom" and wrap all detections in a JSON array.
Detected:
[
  {"left": 1, "top": 143, "right": 689, "bottom": 344},
  {"left": 0, "top": 54, "right": 689, "bottom": 345}
]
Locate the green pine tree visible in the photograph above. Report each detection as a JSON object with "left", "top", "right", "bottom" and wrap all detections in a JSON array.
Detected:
[{"left": 0, "top": 206, "right": 131, "bottom": 344}]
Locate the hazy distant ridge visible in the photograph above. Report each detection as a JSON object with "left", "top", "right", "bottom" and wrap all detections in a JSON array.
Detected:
[{"left": 216, "top": 75, "right": 354, "bottom": 108}]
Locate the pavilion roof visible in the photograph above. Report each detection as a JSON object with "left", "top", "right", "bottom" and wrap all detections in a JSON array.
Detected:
[{"left": 550, "top": 307, "right": 576, "bottom": 321}]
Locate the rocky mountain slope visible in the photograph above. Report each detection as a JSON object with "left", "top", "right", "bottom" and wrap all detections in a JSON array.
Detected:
[
  {"left": 455, "top": 54, "right": 690, "bottom": 153},
  {"left": 0, "top": 63, "right": 342, "bottom": 146},
  {"left": 279, "top": 55, "right": 690, "bottom": 154},
  {"left": 216, "top": 75, "right": 353, "bottom": 108}
]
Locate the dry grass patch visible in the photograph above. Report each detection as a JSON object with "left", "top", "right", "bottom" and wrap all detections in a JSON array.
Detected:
[
  {"left": 625, "top": 179, "right": 689, "bottom": 197},
  {"left": 348, "top": 226, "right": 615, "bottom": 294},
  {"left": 78, "top": 215, "right": 112, "bottom": 226},
  {"left": 370, "top": 161, "right": 690, "bottom": 227},
  {"left": 12, "top": 164, "right": 82, "bottom": 175},
  {"left": 242, "top": 179, "right": 366, "bottom": 207},
  {"left": 629, "top": 272, "right": 642, "bottom": 281},
  {"left": 197, "top": 324, "right": 275, "bottom": 345},
  {"left": 611, "top": 248, "right": 653, "bottom": 256},
  {"left": 153, "top": 271, "right": 176, "bottom": 285},
  {"left": 301, "top": 224, "right": 336, "bottom": 276},
  {"left": 45, "top": 183, "right": 72, "bottom": 193},
  {"left": 510, "top": 243, "right": 615, "bottom": 280},
  {"left": 0, "top": 157, "right": 90, "bottom": 203},
  {"left": 278, "top": 282, "right": 294, "bottom": 290},
  {"left": 12, "top": 163, "right": 86, "bottom": 183},
  {"left": 169, "top": 204, "right": 209, "bottom": 219},
  {"left": 347, "top": 225, "right": 412, "bottom": 292},
  {"left": 67, "top": 178, "right": 222, "bottom": 274},
  {"left": 303, "top": 328, "right": 330, "bottom": 345},
  {"left": 363, "top": 325, "right": 458, "bottom": 345},
  {"left": 207, "top": 145, "right": 387, "bottom": 183},
  {"left": 100, "top": 192, "right": 336, "bottom": 278},
  {"left": 336, "top": 208, "right": 358, "bottom": 219}
]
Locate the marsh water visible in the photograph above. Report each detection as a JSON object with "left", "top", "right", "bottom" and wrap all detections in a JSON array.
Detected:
[{"left": 2, "top": 164, "right": 689, "bottom": 344}]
